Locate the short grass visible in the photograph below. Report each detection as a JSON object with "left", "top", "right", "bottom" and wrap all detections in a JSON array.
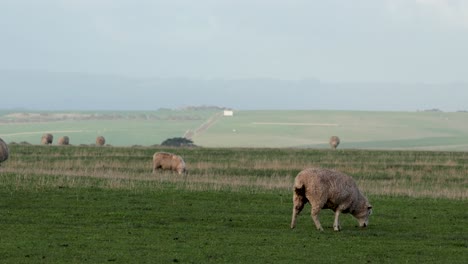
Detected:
[
  {"left": 0, "top": 145, "right": 467, "bottom": 262},
  {"left": 0, "top": 187, "right": 466, "bottom": 263}
]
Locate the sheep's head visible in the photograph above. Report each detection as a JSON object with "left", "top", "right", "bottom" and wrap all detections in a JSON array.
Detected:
[
  {"left": 355, "top": 203, "right": 373, "bottom": 228},
  {"left": 177, "top": 163, "right": 187, "bottom": 175},
  {"left": 177, "top": 167, "right": 188, "bottom": 175}
]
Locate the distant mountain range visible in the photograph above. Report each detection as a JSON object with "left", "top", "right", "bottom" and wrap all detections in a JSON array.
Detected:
[{"left": 2, "top": 70, "right": 467, "bottom": 111}]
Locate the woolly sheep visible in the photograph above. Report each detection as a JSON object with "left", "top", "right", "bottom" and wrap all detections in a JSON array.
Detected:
[
  {"left": 291, "top": 168, "right": 372, "bottom": 231},
  {"left": 58, "top": 136, "right": 70, "bottom": 145},
  {"left": 0, "top": 138, "right": 9, "bottom": 165},
  {"left": 96, "top": 136, "right": 106, "bottom": 146},
  {"left": 152, "top": 152, "right": 187, "bottom": 175},
  {"left": 329, "top": 136, "right": 340, "bottom": 149},
  {"left": 41, "top": 133, "right": 53, "bottom": 145}
]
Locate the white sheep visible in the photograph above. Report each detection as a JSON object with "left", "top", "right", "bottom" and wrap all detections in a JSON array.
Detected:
[
  {"left": 329, "top": 136, "right": 340, "bottom": 149},
  {"left": 96, "top": 136, "right": 106, "bottom": 146},
  {"left": 290, "top": 168, "right": 372, "bottom": 231},
  {"left": 58, "top": 136, "right": 70, "bottom": 145},
  {"left": 0, "top": 138, "right": 9, "bottom": 165},
  {"left": 41, "top": 133, "right": 53, "bottom": 145},
  {"left": 152, "top": 152, "right": 187, "bottom": 175}
]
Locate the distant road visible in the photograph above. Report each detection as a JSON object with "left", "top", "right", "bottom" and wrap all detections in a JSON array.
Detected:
[{"left": 184, "top": 112, "right": 223, "bottom": 139}]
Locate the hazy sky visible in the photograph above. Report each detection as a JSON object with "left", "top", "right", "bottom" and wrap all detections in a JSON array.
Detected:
[{"left": 1, "top": 0, "right": 467, "bottom": 83}]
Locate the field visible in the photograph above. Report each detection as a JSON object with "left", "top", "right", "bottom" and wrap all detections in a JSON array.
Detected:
[
  {"left": 2, "top": 109, "right": 468, "bottom": 150},
  {"left": 194, "top": 110, "right": 468, "bottom": 150},
  {"left": 0, "top": 144, "right": 467, "bottom": 263},
  {"left": 0, "top": 108, "right": 218, "bottom": 147}
]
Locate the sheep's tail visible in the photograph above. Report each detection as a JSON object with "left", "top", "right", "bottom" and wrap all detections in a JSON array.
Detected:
[
  {"left": 291, "top": 175, "right": 307, "bottom": 229},
  {"left": 293, "top": 177, "right": 306, "bottom": 197}
]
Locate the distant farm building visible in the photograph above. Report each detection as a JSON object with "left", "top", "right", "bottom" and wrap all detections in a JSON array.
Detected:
[{"left": 224, "top": 110, "right": 234, "bottom": 116}]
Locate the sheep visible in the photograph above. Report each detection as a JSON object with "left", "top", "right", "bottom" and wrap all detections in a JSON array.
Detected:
[
  {"left": 41, "top": 133, "right": 53, "bottom": 145},
  {"left": 329, "top": 136, "right": 340, "bottom": 149},
  {"left": 152, "top": 152, "right": 187, "bottom": 175},
  {"left": 290, "top": 168, "right": 372, "bottom": 231},
  {"left": 96, "top": 136, "right": 106, "bottom": 146},
  {"left": 0, "top": 138, "right": 9, "bottom": 165},
  {"left": 58, "top": 136, "right": 70, "bottom": 145}
]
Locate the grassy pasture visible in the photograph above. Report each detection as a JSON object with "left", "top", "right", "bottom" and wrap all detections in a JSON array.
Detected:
[
  {"left": 2, "top": 109, "right": 468, "bottom": 150},
  {"left": 194, "top": 110, "right": 468, "bottom": 150},
  {"left": 0, "top": 109, "right": 217, "bottom": 147},
  {"left": 0, "top": 144, "right": 467, "bottom": 263}
]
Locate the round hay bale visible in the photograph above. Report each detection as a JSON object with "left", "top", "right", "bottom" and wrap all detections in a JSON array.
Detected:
[
  {"left": 96, "top": 136, "right": 106, "bottom": 146},
  {"left": 0, "top": 138, "right": 9, "bottom": 164},
  {"left": 41, "top": 133, "right": 53, "bottom": 145},
  {"left": 329, "top": 136, "right": 340, "bottom": 149},
  {"left": 58, "top": 136, "right": 70, "bottom": 145}
]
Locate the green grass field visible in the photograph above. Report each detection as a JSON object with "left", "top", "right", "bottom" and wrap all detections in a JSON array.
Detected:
[
  {"left": 3, "top": 109, "right": 468, "bottom": 150},
  {"left": 0, "top": 109, "right": 218, "bottom": 147},
  {"left": 194, "top": 110, "right": 468, "bottom": 150},
  {"left": 0, "top": 144, "right": 467, "bottom": 263}
]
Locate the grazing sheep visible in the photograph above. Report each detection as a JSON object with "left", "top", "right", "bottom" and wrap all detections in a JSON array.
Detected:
[
  {"left": 291, "top": 168, "right": 372, "bottom": 231},
  {"left": 329, "top": 136, "right": 340, "bottom": 149},
  {"left": 58, "top": 136, "right": 70, "bottom": 145},
  {"left": 0, "top": 138, "right": 9, "bottom": 165},
  {"left": 96, "top": 136, "right": 106, "bottom": 146},
  {"left": 41, "top": 133, "right": 53, "bottom": 145},
  {"left": 152, "top": 152, "right": 187, "bottom": 175}
]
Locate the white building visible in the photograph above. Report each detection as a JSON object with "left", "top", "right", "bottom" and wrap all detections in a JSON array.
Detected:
[{"left": 223, "top": 110, "right": 234, "bottom": 116}]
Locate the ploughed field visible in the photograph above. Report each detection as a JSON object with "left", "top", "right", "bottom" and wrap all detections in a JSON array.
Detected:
[{"left": 0, "top": 144, "right": 467, "bottom": 263}]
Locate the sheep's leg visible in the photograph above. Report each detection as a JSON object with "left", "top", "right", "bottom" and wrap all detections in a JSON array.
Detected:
[
  {"left": 153, "top": 163, "right": 161, "bottom": 173},
  {"left": 311, "top": 206, "right": 323, "bottom": 231},
  {"left": 290, "top": 197, "right": 305, "bottom": 229},
  {"left": 153, "top": 166, "right": 160, "bottom": 173},
  {"left": 333, "top": 210, "right": 341, "bottom": 231}
]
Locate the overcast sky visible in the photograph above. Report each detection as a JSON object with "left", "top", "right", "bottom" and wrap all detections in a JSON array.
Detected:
[{"left": 1, "top": 0, "right": 467, "bottom": 83}]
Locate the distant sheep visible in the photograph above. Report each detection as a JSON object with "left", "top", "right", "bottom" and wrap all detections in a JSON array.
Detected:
[
  {"left": 152, "top": 152, "right": 187, "bottom": 175},
  {"left": 329, "top": 136, "right": 340, "bottom": 149},
  {"left": 41, "top": 133, "right": 53, "bottom": 145},
  {"left": 58, "top": 136, "right": 70, "bottom": 145},
  {"left": 291, "top": 168, "right": 372, "bottom": 231},
  {"left": 96, "top": 136, "right": 106, "bottom": 146},
  {"left": 0, "top": 138, "right": 9, "bottom": 165}
]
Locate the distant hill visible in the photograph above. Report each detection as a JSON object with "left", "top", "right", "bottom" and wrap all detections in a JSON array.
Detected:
[{"left": 1, "top": 70, "right": 467, "bottom": 111}]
